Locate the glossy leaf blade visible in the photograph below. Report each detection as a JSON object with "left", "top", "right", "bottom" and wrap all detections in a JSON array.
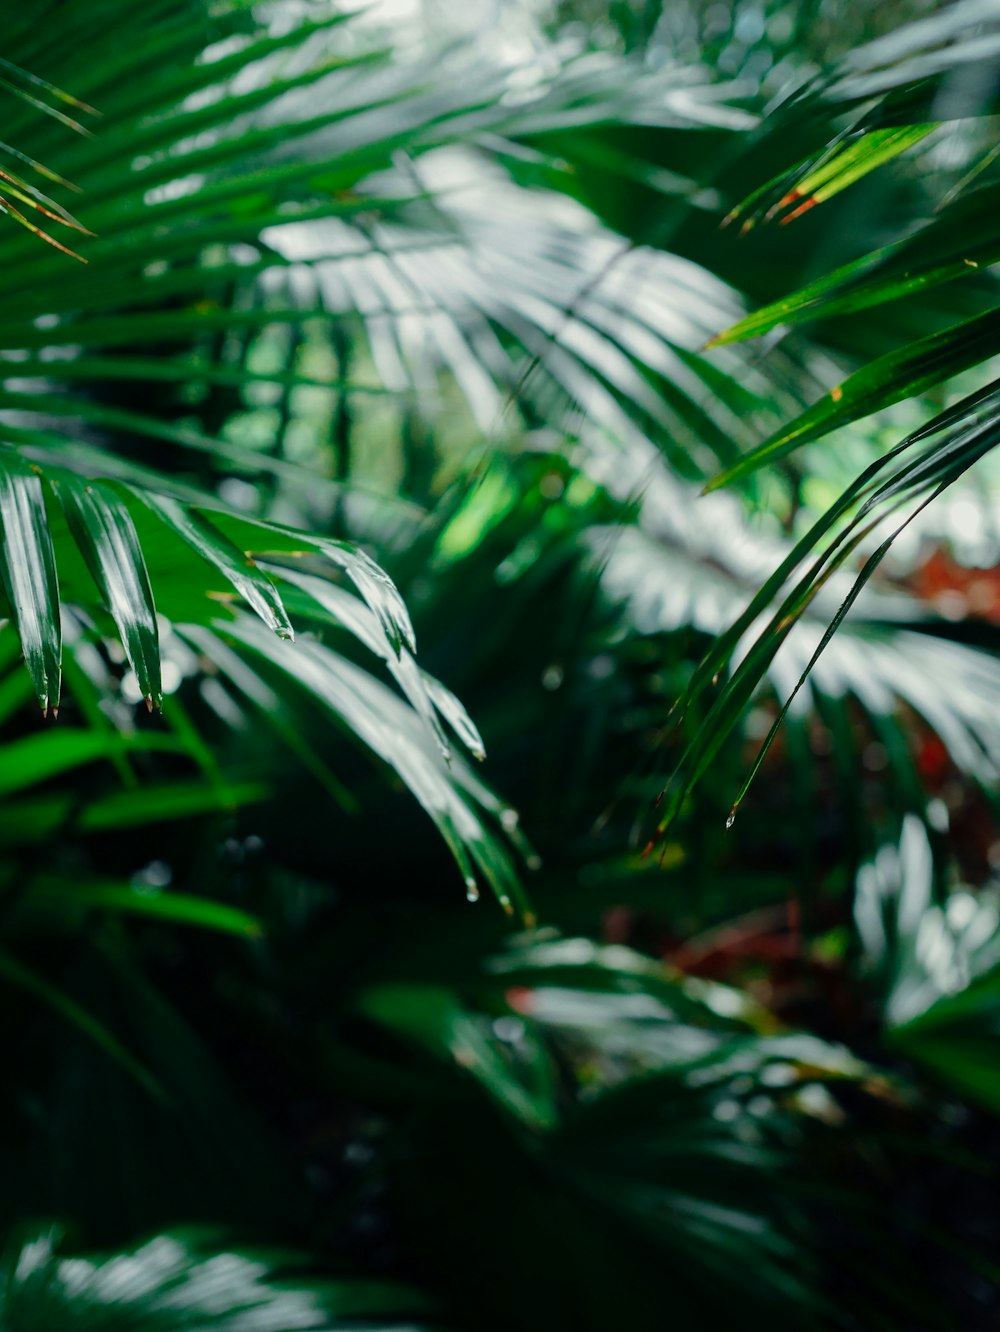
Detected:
[
  {"left": 711, "top": 214, "right": 1000, "bottom": 347},
  {"left": 52, "top": 476, "right": 161, "bottom": 708},
  {"left": 210, "top": 617, "right": 528, "bottom": 918},
  {"left": 207, "top": 511, "right": 417, "bottom": 657},
  {"left": 139, "top": 491, "right": 293, "bottom": 640},
  {"left": 0, "top": 454, "right": 61, "bottom": 713},
  {"left": 315, "top": 538, "right": 417, "bottom": 658},
  {"left": 707, "top": 306, "right": 1000, "bottom": 490},
  {"left": 276, "top": 568, "right": 453, "bottom": 759},
  {"left": 418, "top": 669, "right": 486, "bottom": 761}
]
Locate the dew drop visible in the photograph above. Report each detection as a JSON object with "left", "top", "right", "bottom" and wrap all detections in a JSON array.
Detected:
[
  {"left": 726, "top": 810, "right": 736, "bottom": 830},
  {"left": 465, "top": 879, "right": 480, "bottom": 903}
]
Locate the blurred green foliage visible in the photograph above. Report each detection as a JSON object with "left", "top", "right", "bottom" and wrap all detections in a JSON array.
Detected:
[{"left": 1, "top": 0, "right": 1000, "bottom": 1328}]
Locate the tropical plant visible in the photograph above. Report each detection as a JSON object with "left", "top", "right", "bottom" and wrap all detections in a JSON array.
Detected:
[{"left": 2, "top": 1, "right": 1000, "bottom": 1329}]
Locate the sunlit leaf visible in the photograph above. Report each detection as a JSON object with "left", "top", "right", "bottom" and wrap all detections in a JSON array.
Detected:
[
  {"left": 138, "top": 492, "right": 293, "bottom": 642},
  {"left": 0, "top": 453, "right": 61, "bottom": 713},
  {"left": 51, "top": 475, "right": 161, "bottom": 709}
]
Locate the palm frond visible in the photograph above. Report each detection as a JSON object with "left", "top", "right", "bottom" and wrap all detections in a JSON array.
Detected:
[
  {"left": 638, "top": 6, "right": 1000, "bottom": 825},
  {"left": 0, "top": 1228, "right": 437, "bottom": 1330},
  {"left": 576, "top": 432, "right": 1000, "bottom": 833},
  {"left": 722, "top": 0, "right": 1000, "bottom": 238},
  {"left": 186, "top": 614, "right": 530, "bottom": 918}
]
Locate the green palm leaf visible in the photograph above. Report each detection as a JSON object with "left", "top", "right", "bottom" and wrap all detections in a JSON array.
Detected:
[
  {"left": 637, "top": 384, "right": 1000, "bottom": 825},
  {"left": 0, "top": 456, "right": 61, "bottom": 714},
  {"left": 52, "top": 475, "right": 161, "bottom": 709}
]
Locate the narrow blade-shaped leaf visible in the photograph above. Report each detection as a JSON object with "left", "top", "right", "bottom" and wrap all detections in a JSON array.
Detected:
[
  {"left": 723, "top": 125, "right": 934, "bottom": 235},
  {"left": 711, "top": 185, "right": 1000, "bottom": 347},
  {"left": 0, "top": 728, "right": 178, "bottom": 799},
  {"left": 206, "top": 511, "right": 417, "bottom": 657},
  {"left": 209, "top": 617, "right": 529, "bottom": 918},
  {"left": 418, "top": 669, "right": 486, "bottom": 761},
  {"left": 707, "top": 306, "right": 1000, "bottom": 490},
  {"left": 315, "top": 537, "right": 417, "bottom": 657},
  {"left": 275, "top": 567, "right": 452, "bottom": 759},
  {"left": 0, "top": 453, "right": 61, "bottom": 713},
  {"left": 28, "top": 876, "right": 262, "bottom": 938},
  {"left": 138, "top": 491, "right": 293, "bottom": 640},
  {"left": 52, "top": 475, "right": 161, "bottom": 708}
]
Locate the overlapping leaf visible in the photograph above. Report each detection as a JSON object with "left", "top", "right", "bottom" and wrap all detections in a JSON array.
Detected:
[
  {"left": 52, "top": 475, "right": 161, "bottom": 709},
  {"left": 712, "top": 178, "right": 1000, "bottom": 347},
  {"left": 184, "top": 615, "right": 529, "bottom": 917},
  {"left": 0, "top": 454, "right": 61, "bottom": 714},
  {"left": 641, "top": 382, "right": 1000, "bottom": 828},
  {"left": 856, "top": 817, "right": 1000, "bottom": 1112}
]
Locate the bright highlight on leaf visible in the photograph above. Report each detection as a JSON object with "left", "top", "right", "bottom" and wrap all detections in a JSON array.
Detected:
[
  {"left": 53, "top": 476, "right": 162, "bottom": 710},
  {"left": 0, "top": 455, "right": 62, "bottom": 715},
  {"left": 139, "top": 492, "right": 294, "bottom": 642}
]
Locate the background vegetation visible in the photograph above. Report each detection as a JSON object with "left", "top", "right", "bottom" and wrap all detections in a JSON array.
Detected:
[{"left": 2, "top": 0, "right": 1000, "bottom": 1327}]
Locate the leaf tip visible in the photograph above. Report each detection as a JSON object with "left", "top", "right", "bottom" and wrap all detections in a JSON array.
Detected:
[{"left": 780, "top": 197, "right": 819, "bottom": 225}]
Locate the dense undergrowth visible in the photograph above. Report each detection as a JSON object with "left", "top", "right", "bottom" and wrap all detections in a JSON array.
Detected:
[{"left": 2, "top": 1, "right": 1000, "bottom": 1328}]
